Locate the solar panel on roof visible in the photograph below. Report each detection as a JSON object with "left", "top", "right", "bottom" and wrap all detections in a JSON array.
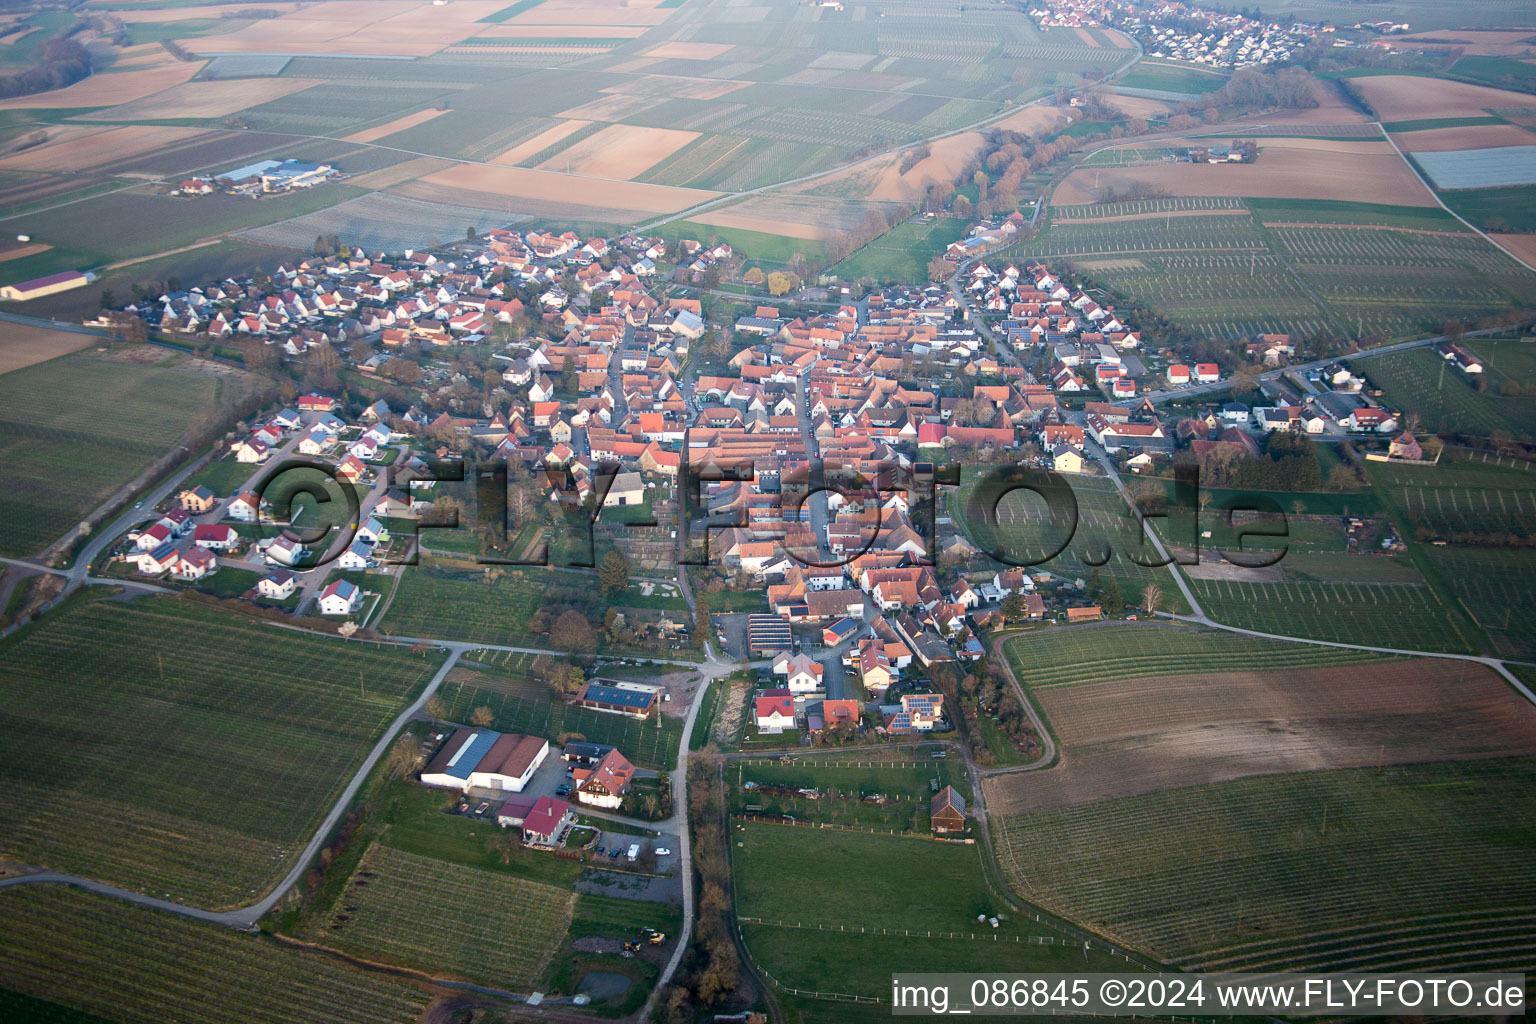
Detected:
[
  {"left": 583, "top": 684, "right": 654, "bottom": 709},
  {"left": 444, "top": 730, "right": 499, "bottom": 779}
]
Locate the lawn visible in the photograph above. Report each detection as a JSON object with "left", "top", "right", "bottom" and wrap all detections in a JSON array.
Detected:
[
  {"left": 833, "top": 218, "right": 970, "bottom": 284},
  {"left": 0, "top": 350, "right": 230, "bottom": 557},
  {"left": 733, "top": 822, "right": 1005, "bottom": 934},
  {"left": 438, "top": 662, "right": 683, "bottom": 769},
  {"left": 316, "top": 843, "right": 574, "bottom": 989},
  {"left": 0, "top": 886, "right": 429, "bottom": 1024},
  {"left": 993, "top": 757, "right": 1536, "bottom": 972},
  {"left": 1115, "top": 61, "right": 1228, "bottom": 95},
  {"left": 656, "top": 220, "right": 829, "bottom": 268},
  {"left": 0, "top": 596, "right": 445, "bottom": 908},
  {"left": 184, "top": 456, "right": 259, "bottom": 500}
]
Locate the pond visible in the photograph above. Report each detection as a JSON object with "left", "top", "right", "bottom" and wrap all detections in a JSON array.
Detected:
[{"left": 578, "top": 971, "right": 632, "bottom": 1001}]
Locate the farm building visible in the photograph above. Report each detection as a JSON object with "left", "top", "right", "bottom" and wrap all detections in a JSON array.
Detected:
[
  {"left": 466, "top": 733, "right": 549, "bottom": 792},
  {"left": 0, "top": 269, "right": 93, "bottom": 302},
  {"left": 421, "top": 729, "right": 501, "bottom": 791},
  {"left": 562, "top": 742, "right": 616, "bottom": 767},
  {"left": 574, "top": 681, "right": 659, "bottom": 719},
  {"left": 747, "top": 614, "right": 794, "bottom": 655},
  {"left": 930, "top": 786, "right": 967, "bottom": 832},
  {"left": 1066, "top": 605, "right": 1102, "bottom": 623}
]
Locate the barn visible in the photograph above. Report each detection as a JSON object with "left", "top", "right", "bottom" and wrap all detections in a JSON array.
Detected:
[{"left": 930, "top": 786, "right": 967, "bottom": 833}]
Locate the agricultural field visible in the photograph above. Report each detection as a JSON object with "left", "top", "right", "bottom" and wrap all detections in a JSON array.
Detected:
[
  {"left": 435, "top": 660, "right": 683, "bottom": 769},
  {"left": 1413, "top": 144, "right": 1536, "bottom": 189},
  {"left": 237, "top": 192, "right": 516, "bottom": 252},
  {"left": 1356, "top": 343, "right": 1536, "bottom": 436},
  {"left": 1191, "top": 575, "right": 1478, "bottom": 652},
  {"left": 0, "top": 887, "right": 431, "bottom": 1024},
  {"left": 0, "top": 596, "right": 445, "bottom": 908},
  {"left": 0, "top": 348, "right": 238, "bottom": 557},
  {"left": 989, "top": 634, "right": 1535, "bottom": 813},
  {"left": 993, "top": 757, "right": 1536, "bottom": 972},
  {"left": 1113, "top": 61, "right": 1228, "bottom": 96},
  {"left": 317, "top": 843, "right": 574, "bottom": 989},
  {"left": 1033, "top": 197, "right": 1536, "bottom": 340},
  {"left": 1369, "top": 454, "right": 1536, "bottom": 659}
]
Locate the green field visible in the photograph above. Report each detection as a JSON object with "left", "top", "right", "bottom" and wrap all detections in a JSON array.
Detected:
[
  {"left": 183, "top": 456, "right": 259, "bottom": 500},
  {"left": 0, "top": 351, "right": 231, "bottom": 557},
  {"left": 1357, "top": 343, "right": 1536, "bottom": 437},
  {"left": 993, "top": 758, "right": 1536, "bottom": 972},
  {"left": 1114, "top": 61, "right": 1227, "bottom": 95},
  {"left": 0, "top": 597, "right": 445, "bottom": 908},
  {"left": 833, "top": 218, "right": 970, "bottom": 284},
  {"left": 318, "top": 843, "right": 574, "bottom": 989},
  {"left": 1001, "top": 622, "right": 1394, "bottom": 691},
  {"left": 439, "top": 658, "right": 683, "bottom": 769},
  {"left": 0, "top": 886, "right": 430, "bottom": 1024},
  {"left": 1441, "top": 185, "right": 1536, "bottom": 233}
]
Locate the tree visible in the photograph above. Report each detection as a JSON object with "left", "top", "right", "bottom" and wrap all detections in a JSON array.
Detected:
[
  {"left": 1140, "top": 583, "right": 1162, "bottom": 617},
  {"left": 551, "top": 609, "right": 596, "bottom": 655},
  {"left": 470, "top": 705, "right": 495, "bottom": 727},
  {"left": 384, "top": 735, "right": 421, "bottom": 780},
  {"left": 599, "top": 549, "right": 630, "bottom": 597},
  {"left": 466, "top": 225, "right": 477, "bottom": 240},
  {"left": 486, "top": 831, "right": 520, "bottom": 865},
  {"left": 560, "top": 354, "right": 576, "bottom": 394},
  {"left": 743, "top": 266, "right": 766, "bottom": 287},
  {"left": 99, "top": 288, "right": 117, "bottom": 310},
  {"left": 1001, "top": 592, "right": 1025, "bottom": 622},
  {"left": 694, "top": 596, "right": 710, "bottom": 649},
  {"left": 424, "top": 695, "right": 447, "bottom": 732}
]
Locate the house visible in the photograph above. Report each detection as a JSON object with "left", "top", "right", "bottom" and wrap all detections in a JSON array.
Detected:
[
  {"left": 172, "top": 546, "right": 216, "bottom": 581},
  {"left": 337, "top": 540, "right": 375, "bottom": 571},
  {"left": 521, "top": 796, "right": 574, "bottom": 846},
  {"left": 574, "top": 681, "right": 659, "bottom": 719},
  {"left": 266, "top": 533, "right": 305, "bottom": 566},
  {"left": 134, "top": 522, "right": 173, "bottom": 551},
  {"left": 754, "top": 688, "right": 796, "bottom": 731},
  {"left": 930, "top": 785, "right": 967, "bottom": 832},
  {"left": 600, "top": 470, "right": 646, "bottom": 508},
  {"left": 573, "top": 748, "right": 636, "bottom": 809},
  {"left": 1166, "top": 364, "right": 1190, "bottom": 386},
  {"left": 357, "top": 516, "right": 390, "bottom": 546},
  {"left": 258, "top": 570, "right": 296, "bottom": 600},
  {"left": 467, "top": 733, "right": 549, "bottom": 792},
  {"left": 179, "top": 485, "right": 217, "bottom": 512},
  {"left": 1388, "top": 431, "right": 1424, "bottom": 461},
  {"left": 1194, "top": 363, "right": 1220, "bottom": 384},
  {"left": 317, "top": 578, "right": 361, "bottom": 616},
  {"left": 772, "top": 652, "right": 824, "bottom": 693},
  {"left": 227, "top": 491, "right": 262, "bottom": 522},
  {"left": 136, "top": 542, "right": 179, "bottom": 575},
  {"left": 192, "top": 524, "right": 238, "bottom": 551},
  {"left": 1052, "top": 443, "right": 1085, "bottom": 474}
]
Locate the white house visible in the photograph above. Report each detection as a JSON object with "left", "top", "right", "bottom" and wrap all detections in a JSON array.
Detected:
[
  {"left": 357, "top": 517, "right": 390, "bottom": 545},
  {"left": 258, "top": 570, "right": 297, "bottom": 600},
  {"left": 317, "top": 578, "right": 361, "bottom": 616},
  {"left": 136, "top": 543, "right": 179, "bottom": 575},
  {"left": 266, "top": 534, "right": 305, "bottom": 566},
  {"left": 337, "top": 540, "right": 374, "bottom": 571},
  {"left": 227, "top": 492, "right": 261, "bottom": 522},
  {"left": 772, "top": 652, "right": 824, "bottom": 693}
]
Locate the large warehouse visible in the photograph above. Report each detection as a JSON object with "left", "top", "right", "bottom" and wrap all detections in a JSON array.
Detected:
[{"left": 420, "top": 728, "right": 549, "bottom": 793}]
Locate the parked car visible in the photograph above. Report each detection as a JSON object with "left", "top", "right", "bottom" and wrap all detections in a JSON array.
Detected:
[{"left": 655, "top": 847, "right": 671, "bottom": 856}]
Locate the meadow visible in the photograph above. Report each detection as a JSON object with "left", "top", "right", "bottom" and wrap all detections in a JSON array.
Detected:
[
  {"left": 0, "top": 887, "right": 430, "bottom": 1024},
  {"left": 317, "top": 843, "right": 574, "bottom": 989},
  {"left": 728, "top": 753, "right": 971, "bottom": 830},
  {"left": 436, "top": 659, "right": 683, "bottom": 769},
  {"left": 0, "top": 350, "right": 227, "bottom": 557},
  {"left": 0, "top": 596, "right": 445, "bottom": 908},
  {"left": 993, "top": 757, "right": 1536, "bottom": 973},
  {"left": 832, "top": 217, "right": 971, "bottom": 283}
]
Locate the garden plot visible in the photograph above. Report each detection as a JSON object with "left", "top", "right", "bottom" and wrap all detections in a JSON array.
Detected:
[
  {"left": 237, "top": 192, "right": 517, "bottom": 252},
  {"left": 1414, "top": 145, "right": 1536, "bottom": 188}
]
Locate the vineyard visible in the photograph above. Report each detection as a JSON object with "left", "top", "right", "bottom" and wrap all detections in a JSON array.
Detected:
[
  {"left": 1192, "top": 576, "right": 1477, "bottom": 652},
  {"left": 438, "top": 661, "right": 682, "bottom": 769},
  {"left": 1358, "top": 346, "right": 1536, "bottom": 437},
  {"left": 729, "top": 754, "right": 972, "bottom": 829},
  {"left": 0, "top": 887, "right": 430, "bottom": 1024},
  {"left": 0, "top": 597, "right": 444, "bottom": 908},
  {"left": 1001, "top": 622, "right": 1392, "bottom": 691},
  {"left": 319, "top": 843, "right": 574, "bottom": 989},
  {"left": 0, "top": 351, "right": 225, "bottom": 557},
  {"left": 992, "top": 758, "right": 1536, "bottom": 972}
]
